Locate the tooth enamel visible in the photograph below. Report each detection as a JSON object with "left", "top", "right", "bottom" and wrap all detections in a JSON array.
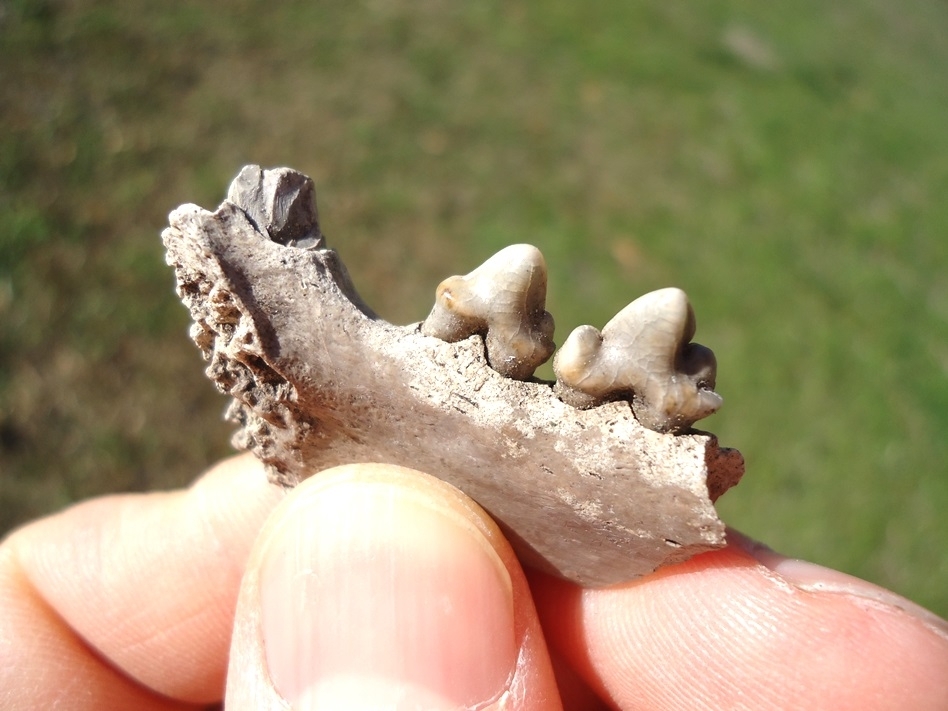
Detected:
[
  {"left": 553, "top": 287, "right": 722, "bottom": 433},
  {"left": 421, "top": 244, "right": 555, "bottom": 380}
]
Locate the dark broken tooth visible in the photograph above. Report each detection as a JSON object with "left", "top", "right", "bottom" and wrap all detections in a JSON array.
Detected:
[
  {"left": 227, "top": 164, "right": 324, "bottom": 249},
  {"left": 421, "top": 244, "right": 555, "bottom": 380},
  {"left": 553, "top": 287, "right": 723, "bottom": 433}
]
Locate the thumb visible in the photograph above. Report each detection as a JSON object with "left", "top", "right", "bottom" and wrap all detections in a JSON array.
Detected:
[{"left": 225, "top": 463, "right": 561, "bottom": 710}]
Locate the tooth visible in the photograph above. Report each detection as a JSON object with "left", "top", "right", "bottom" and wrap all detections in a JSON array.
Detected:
[
  {"left": 421, "top": 244, "right": 555, "bottom": 380},
  {"left": 227, "top": 164, "right": 324, "bottom": 249},
  {"left": 553, "top": 287, "right": 722, "bottom": 433}
]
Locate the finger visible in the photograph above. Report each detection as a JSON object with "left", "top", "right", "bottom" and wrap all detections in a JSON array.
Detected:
[
  {"left": 2, "top": 454, "right": 285, "bottom": 705},
  {"left": 0, "top": 545, "right": 199, "bottom": 711},
  {"left": 226, "top": 463, "right": 561, "bottom": 710},
  {"left": 547, "top": 649, "right": 612, "bottom": 711},
  {"left": 530, "top": 532, "right": 948, "bottom": 710}
]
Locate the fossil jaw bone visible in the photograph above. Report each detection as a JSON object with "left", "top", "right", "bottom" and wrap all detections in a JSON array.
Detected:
[
  {"left": 162, "top": 165, "right": 744, "bottom": 587},
  {"left": 553, "top": 287, "right": 722, "bottom": 433},
  {"left": 421, "top": 244, "right": 555, "bottom": 380}
]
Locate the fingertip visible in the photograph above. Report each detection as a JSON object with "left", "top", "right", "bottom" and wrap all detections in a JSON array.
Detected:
[
  {"left": 226, "top": 463, "right": 561, "bottom": 710},
  {"left": 5, "top": 453, "right": 285, "bottom": 704},
  {"left": 728, "top": 528, "right": 948, "bottom": 642},
  {"left": 0, "top": 511, "right": 210, "bottom": 710},
  {"left": 532, "top": 543, "right": 948, "bottom": 710}
]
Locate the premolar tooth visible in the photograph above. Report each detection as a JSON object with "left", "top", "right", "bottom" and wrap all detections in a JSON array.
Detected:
[
  {"left": 421, "top": 244, "right": 555, "bottom": 380},
  {"left": 553, "top": 287, "right": 722, "bottom": 433}
]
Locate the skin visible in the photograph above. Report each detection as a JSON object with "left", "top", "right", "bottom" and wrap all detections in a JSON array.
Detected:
[{"left": 1, "top": 454, "right": 947, "bottom": 710}]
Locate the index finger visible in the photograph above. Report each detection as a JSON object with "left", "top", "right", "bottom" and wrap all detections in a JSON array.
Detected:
[
  {"left": 529, "top": 534, "right": 948, "bottom": 710},
  {"left": 1, "top": 454, "right": 284, "bottom": 707}
]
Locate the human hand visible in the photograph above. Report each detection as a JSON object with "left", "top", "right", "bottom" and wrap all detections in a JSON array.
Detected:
[{"left": 2, "top": 455, "right": 947, "bottom": 710}]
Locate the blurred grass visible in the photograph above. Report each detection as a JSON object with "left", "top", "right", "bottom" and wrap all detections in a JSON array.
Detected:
[{"left": 2, "top": 0, "right": 947, "bottom": 615}]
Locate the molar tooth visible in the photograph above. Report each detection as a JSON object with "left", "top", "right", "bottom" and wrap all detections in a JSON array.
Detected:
[
  {"left": 553, "top": 287, "right": 722, "bottom": 433},
  {"left": 421, "top": 244, "right": 555, "bottom": 380}
]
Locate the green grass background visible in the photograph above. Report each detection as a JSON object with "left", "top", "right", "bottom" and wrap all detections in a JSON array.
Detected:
[{"left": 2, "top": 0, "right": 947, "bottom": 615}]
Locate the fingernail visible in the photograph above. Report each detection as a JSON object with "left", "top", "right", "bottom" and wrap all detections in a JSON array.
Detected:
[
  {"left": 259, "top": 471, "right": 517, "bottom": 709},
  {"left": 729, "top": 528, "right": 948, "bottom": 640}
]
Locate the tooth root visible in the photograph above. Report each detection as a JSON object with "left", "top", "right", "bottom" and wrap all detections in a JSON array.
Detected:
[
  {"left": 553, "top": 287, "right": 722, "bottom": 433},
  {"left": 421, "top": 244, "right": 555, "bottom": 380}
]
